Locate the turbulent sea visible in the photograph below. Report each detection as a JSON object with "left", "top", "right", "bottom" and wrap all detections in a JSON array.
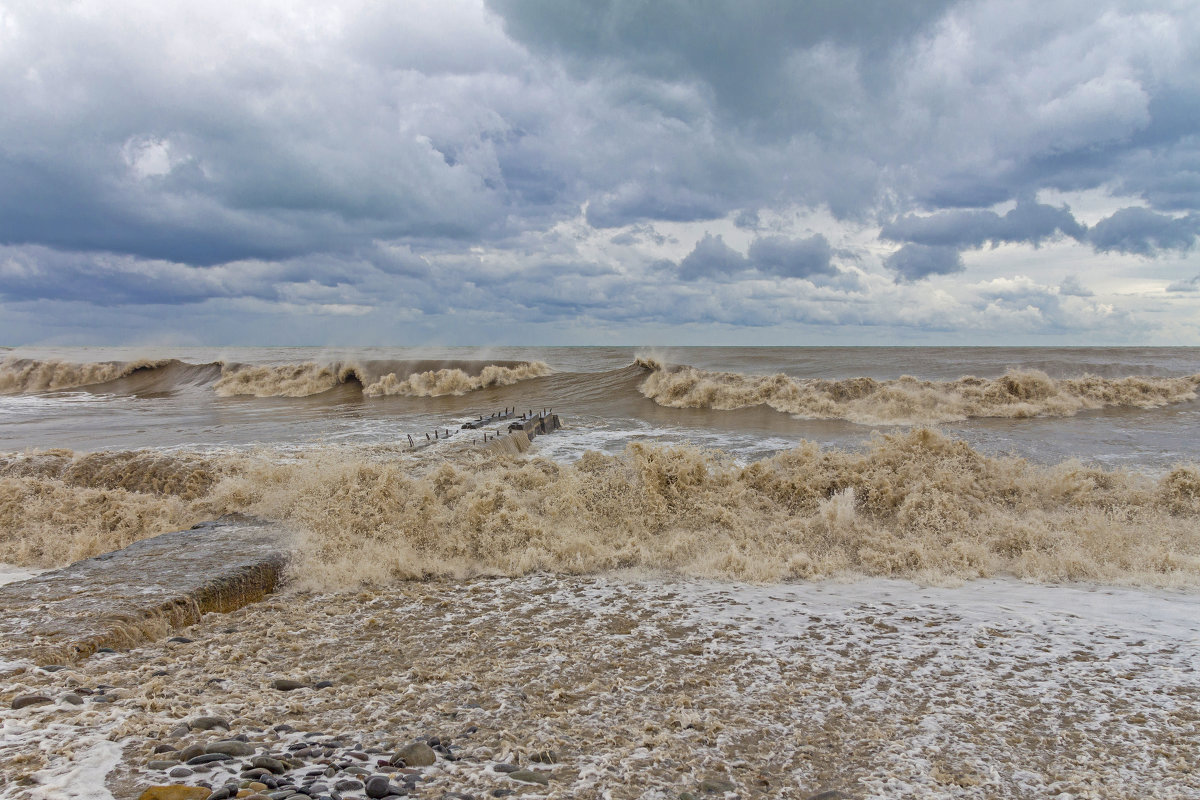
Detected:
[{"left": 2, "top": 346, "right": 1200, "bottom": 799}]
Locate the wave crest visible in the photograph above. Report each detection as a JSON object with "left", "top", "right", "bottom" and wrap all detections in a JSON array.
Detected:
[
  {"left": 214, "top": 362, "right": 365, "bottom": 397},
  {"left": 362, "top": 362, "right": 553, "bottom": 397},
  {"left": 0, "top": 357, "right": 172, "bottom": 394},
  {"left": 638, "top": 365, "right": 1200, "bottom": 424},
  {"left": 3, "top": 431, "right": 1198, "bottom": 588}
]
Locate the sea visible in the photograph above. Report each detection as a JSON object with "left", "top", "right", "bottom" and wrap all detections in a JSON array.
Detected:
[{"left": 1, "top": 346, "right": 1199, "bottom": 799}]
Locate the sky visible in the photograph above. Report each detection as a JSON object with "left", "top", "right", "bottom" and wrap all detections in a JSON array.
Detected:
[{"left": 0, "top": 0, "right": 1198, "bottom": 346}]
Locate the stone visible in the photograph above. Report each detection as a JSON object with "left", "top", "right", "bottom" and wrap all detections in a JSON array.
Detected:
[
  {"left": 334, "top": 779, "right": 363, "bottom": 792},
  {"left": 530, "top": 750, "right": 560, "bottom": 764},
  {"left": 180, "top": 744, "right": 208, "bottom": 762},
  {"left": 11, "top": 694, "right": 53, "bottom": 710},
  {"left": 364, "top": 775, "right": 391, "bottom": 799},
  {"left": 493, "top": 764, "right": 520, "bottom": 773},
  {"left": 60, "top": 693, "right": 84, "bottom": 705},
  {"left": 250, "top": 756, "right": 287, "bottom": 774},
  {"left": 169, "top": 768, "right": 194, "bottom": 779},
  {"left": 806, "top": 793, "right": 849, "bottom": 800},
  {"left": 269, "top": 679, "right": 306, "bottom": 691},
  {"left": 154, "top": 743, "right": 179, "bottom": 754},
  {"left": 207, "top": 787, "right": 239, "bottom": 800},
  {"left": 508, "top": 770, "right": 549, "bottom": 785},
  {"left": 187, "top": 753, "right": 235, "bottom": 766},
  {"left": 314, "top": 681, "right": 333, "bottom": 689},
  {"left": 207, "top": 740, "right": 256, "bottom": 757},
  {"left": 168, "top": 636, "right": 195, "bottom": 643},
  {"left": 699, "top": 778, "right": 735, "bottom": 793},
  {"left": 149, "top": 760, "right": 182, "bottom": 770},
  {"left": 191, "top": 716, "right": 231, "bottom": 731},
  {"left": 137, "top": 788, "right": 213, "bottom": 800},
  {"left": 392, "top": 742, "right": 436, "bottom": 767}
]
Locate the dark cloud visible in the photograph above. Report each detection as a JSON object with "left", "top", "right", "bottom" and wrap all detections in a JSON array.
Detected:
[
  {"left": 678, "top": 234, "right": 747, "bottom": 280},
  {"left": 884, "top": 244, "right": 964, "bottom": 282},
  {"left": 881, "top": 199, "right": 1085, "bottom": 249},
  {"left": 1085, "top": 207, "right": 1200, "bottom": 256},
  {"left": 747, "top": 235, "right": 835, "bottom": 278}
]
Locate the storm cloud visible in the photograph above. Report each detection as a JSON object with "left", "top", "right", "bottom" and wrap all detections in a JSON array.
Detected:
[{"left": 0, "top": 0, "right": 1197, "bottom": 343}]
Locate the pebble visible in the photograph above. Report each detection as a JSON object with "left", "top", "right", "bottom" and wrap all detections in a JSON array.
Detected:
[
  {"left": 187, "top": 753, "right": 235, "bottom": 765},
  {"left": 207, "top": 740, "right": 256, "bottom": 757},
  {"left": 11, "top": 694, "right": 53, "bottom": 710},
  {"left": 508, "top": 770, "right": 549, "bottom": 785},
  {"left": 270, "top": 678, "right": 307, "bottom": 691},
  {"left": 392, "top": 742, "right": 436, "bottom": 767},
  {"left": 180, "top": 743, "right": 208, "bottom": 761},
  {"left": 699, "top": 778, "right": 735, "bottom": 793},
  {"left": 168, "top": 767, "right": 193, "bottom": 778},
  {"left": 364, "top": 775, "right": 391, "bottom": 798},
  {"left": 334, "top": 778, "right": 363, "bottom": 791},
  {"left": 60, "top": 693, "right": 84, "bottom": 705},
  {"left": 493, "top": 764, "right": 520, "bottom": 773},
  {"left": 251, "top": 756, "right": 288, "bottom": 774},
  {"left": 147, "top": 760, "right": 180, "bottom": 770},
  {"left": 136, "top": 788, "right": 212, "bottom": 800},
  {"left": 314, "top": 680, "right": 334, "bottom": 689},
  {"left": 191, "top": 715, "right": 231, "bottom": 731}
]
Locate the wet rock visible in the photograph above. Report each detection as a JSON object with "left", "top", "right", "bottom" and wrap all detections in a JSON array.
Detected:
[
  {"left": 391, "top": 742, "right": 436, "bottom": 767},
  {"left": 60, "top": 693, "right": 84, "bottom": 705},
  {"left": 251, "top": 756, "right": 287, "bottom": 774},
  {"left": 334, "top": 779, "right": 363, "bottom": 792},
  {"left": 241, "top": 768, "right": 271, "bottom": 780},
  {"left": 493, "top": 764, "right": 520, "bottom": 773},
  {"left": 207, "top": 787, "right": 239, "bottom": 800},
  {"left": 190, "top": 716, "right": 231, "bottom": 731},
  {"left": 314, "top": 680, "right": 334, "bottom": 689},
  {"left": 148, "top": 760, "right": 181, "bottom": 770},
  {"left": 179, "top": 744, "right": 207, "bottom": 762},
  {"left": 699, "top": 778, "right": 735, "bottom": 793},
  {"left": 136, "top": 788, "right": 213, "bottom": 800},
  {"left": 167, "top": 636, "right": 194, "bottom": 643},
  {"left": 41, "top": 665, "right": 67, "bottom": 672},
  {"left": 269, "top": 678, "right": 306, "bottom": 691},
  {"left": 187, "top": 753, "right": 235, "bottom": 766},
  {"left": 364, "top": 775, "right": 391, "bottom": 798},
  {"left": 168, "top": 767, "right": 194, "bottom": 779},
  {"left": 508, "top": 770, "right": 549, "bottom": 785},
  {"left": 11, "top": 694, "right": 53, "bottom": 710},
  {"left": 154, "top": 743, "right": 179, "bottom": 754},
  {"left": 206, "top": 740, "right": 256, "bottom": 757},
  {"left": 530, "top": 750, "right": 560, "bottom": 764},
  {"left": 806, "top": 793, "right": 850, "bottom": 800}
]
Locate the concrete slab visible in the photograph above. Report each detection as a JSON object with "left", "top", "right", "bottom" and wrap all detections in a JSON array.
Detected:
[{"left": 0, "top": 516, "right": 291, "bottom": 667}]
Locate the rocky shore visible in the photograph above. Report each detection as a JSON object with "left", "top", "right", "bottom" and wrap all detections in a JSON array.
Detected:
[{"left": 2, "top": 575, "right": 1198, "bottom": 799}]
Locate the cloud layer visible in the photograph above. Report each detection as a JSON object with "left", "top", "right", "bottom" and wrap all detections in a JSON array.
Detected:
[{"left": 0, "top": 0, "right": 1197, "bottom": 343}]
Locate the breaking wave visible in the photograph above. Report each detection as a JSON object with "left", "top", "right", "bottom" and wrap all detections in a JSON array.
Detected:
[
  {"left": 362, "top": 362, "right": 553, "bottom": 397},
  {"left": 636, "top": 360, "right": 1200, "bottom": 425},
  {"left": 3, "top": 431, "right": 1198, "bottom": 588},
  {"left": 214, "top": 362, "right": 366, "bottom": 397},
  {"left": 0, "top": 357, "right": 173, "bottom": 394}
]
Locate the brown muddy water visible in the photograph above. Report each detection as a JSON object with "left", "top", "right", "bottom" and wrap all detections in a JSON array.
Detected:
[{"left": 1, "top": 346, "right": 1199, "bottom": 798}]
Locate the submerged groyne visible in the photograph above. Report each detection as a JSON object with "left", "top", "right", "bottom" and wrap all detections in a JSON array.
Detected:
[{"left": 0, "top": 517, "right": 291, "bottom": 668}]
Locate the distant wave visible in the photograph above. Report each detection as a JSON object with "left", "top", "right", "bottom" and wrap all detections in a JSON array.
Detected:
[
  {"left": 0, "top": 357, "right": 173, "bottom": 394},
  {"left": 3, "top": 431, "right": 1198, "bottom": 588},
  {"left": 636, "top": 359, "right": 1200, "bottom": 424},
  {"left": 362, "top": 362, "right": 553, "bottom": 397},
  {"left": 0, "top": 356, "right": 554, "bottom": 399}
]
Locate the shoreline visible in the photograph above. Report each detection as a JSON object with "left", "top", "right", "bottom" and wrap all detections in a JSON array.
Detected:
[{"left": 2, "top": 574, "right": 1197, "bottom": 799}]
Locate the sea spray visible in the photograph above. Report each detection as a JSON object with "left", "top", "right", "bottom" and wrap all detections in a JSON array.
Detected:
[{"left": 3, "top": 430, "right": 1198, "bottom": 587}]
